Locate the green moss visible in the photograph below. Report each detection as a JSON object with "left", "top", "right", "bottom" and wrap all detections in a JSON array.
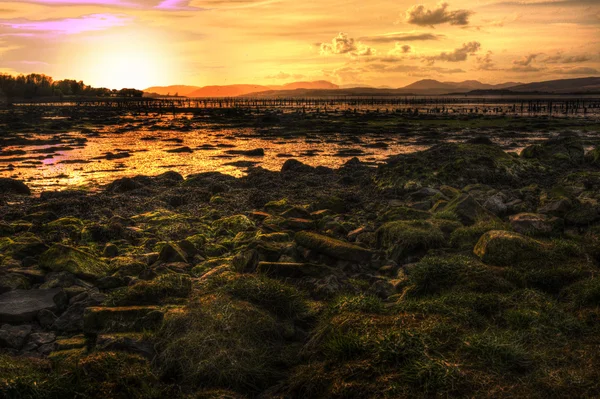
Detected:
[
  {"left": 376, "top": 220, "right": 445, "bottom": 262},
  {"left": 407, "top": 255, "right": 514, "bottom": 296},
  {"left": 221, "top": 274, "right": 308, "bottom": 319},
  {"left": 329, "top": 294, "right": 386, "bottom": 315},
  {"left": 474, "top": 230, "right": 546, "bottom": 266},
  {"left": 105, "top": 274, "right": 192, "bottom": 306},
  {"left": 212, "top": 215, "right": 254, "bottom": 235},
  {"left": 39, "top": 244, "right": 112, "bottom": 278},
  {"left": 379, "top": 206, "right": 430, "bottom": 223},
  {"left": 156, "top": 293, "right": 296, "bottom": 393},
  {"left": 462, "top": 332, "right": 532, "bottom": 373},
  {"left": 450, "top": 220, "right": 508, "bottom": 250},
  {"left": 295, "top": 231, "right": 372, "bottom": 262}
]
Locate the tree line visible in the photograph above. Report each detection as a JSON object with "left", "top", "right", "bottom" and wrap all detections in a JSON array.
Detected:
[{"left": 0, "top": 73, "right": 144, "bottom": 99}]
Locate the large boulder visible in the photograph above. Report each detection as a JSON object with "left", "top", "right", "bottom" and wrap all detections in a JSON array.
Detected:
[
  {"left": 295, "top": 231, "right": 372, "bottom": 263},
  {"left": 509, "top": 213, "right": 563, "bottom": 236},
  {"left": 474, "top": 230, "right": 546, "bottom": 266},
  {"left": 0, "top": 178, "right": 30, "bottom": 195},
  {"left": 442, "top": 194, "right": 497, "bottom": 226},
  {"left": 377, "top": 142, "right": 536, "bottom": 189},
  {"left": 521, "top": 134, "right": 584, "bottom": 165},
  {"left": 158, "top": 243, "right": 188, "bottom": 263},
  {"left": 83, "top": 306, "right": 164, "bottom": 334},
  {"left": 0, "top": 288, "right": 66, "bottom": 323},
  {"left": 39, "top": 244, "right": 112, "bottom": 279},
  {"left": 0, "top": 324, "right": 32, "bottom": 349},
  {"left": 376, "top": 220, "right": 444, "bottom": 263}
]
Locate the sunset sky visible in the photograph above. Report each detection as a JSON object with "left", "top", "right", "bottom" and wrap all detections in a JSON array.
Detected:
[{"left": 0, "top": 0, "right": 598, "bottom": 89}]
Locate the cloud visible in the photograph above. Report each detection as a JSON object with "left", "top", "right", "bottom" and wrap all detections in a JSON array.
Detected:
[
  {"left": 320, "top": 33, "right": 374, "bottom": 57},
  {"left": 512, "top": 53, "right": 540, "bottom": 66},
  {"left": 265, "top": 71, "right": 306, "bottom": 80},
  {"left": 0, "top": 14, "right": 131, "bottom": 35},
  {"left": 509, "top": 65, "right": 544, "bottom": 72},
  {"left": 424, "top": 41, "right": 480, "bottom": 63},
  {"left": 490, "top": 0, "right": 598, "bottom": 7},
  {"left": 388, "top": 43, "right": 412, "bottom": 56},
  {"left": 551, "top": 66, "right": 599, "bottom": 74},
  {"left": 405, "top": 2, "right": 473, "bottom": 27},
  {"left": 476, "top": 50, "right": 496, "bottom": 70},
  {"left": 544, "top": 53, "right": 591, "bottom": 64},
  {"left": 360, "top": 32, "right": 444, "bottom": 43}
]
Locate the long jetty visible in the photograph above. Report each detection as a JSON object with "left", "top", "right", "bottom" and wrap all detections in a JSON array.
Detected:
[{"left": 6, "top": 96, "right": 600, "bottom": 116}]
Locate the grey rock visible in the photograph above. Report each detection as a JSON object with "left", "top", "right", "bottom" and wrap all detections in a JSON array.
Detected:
[
  {"left": 0, "top": 324, "right": 32, "bottom": 349},
  {"left": 0, "top": 289, "right": 66, "bottom": 323}
]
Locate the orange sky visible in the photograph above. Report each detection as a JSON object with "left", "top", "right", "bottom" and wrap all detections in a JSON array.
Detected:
[{"left": 0, "top": 0, "right": 598, "bottom": 89}]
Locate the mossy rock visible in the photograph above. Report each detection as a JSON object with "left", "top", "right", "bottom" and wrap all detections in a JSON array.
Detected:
[
  {"left": 105, "top": 274, "right": 192, "bottom": 306},
  {"left": 264, "top": 198, "right": 289, "bottom": 213},
  {"left": 441, "top": 194, "right": 497, "bottom": 226},
  {"left": 0, "top": 234, "right": 47, "bottom": 259},
  {"left": 474, "top": 230, "right": 546, "bottom": 266},
  {"left": 39, "top": 244, "right": 112, "bottom": 279},
  {"left": 158, "top": 242, "right": 188, "bottom": 263},
  {"left": 83, "top": 306, "right": 164, "bottom": 334},
  {"left": 295, "top": 231, "right": 372, "bottom": 263},
  {"left": 585, "top": 147, "right": 600, "bottom": 166},
  {"left": 377, "top": 142, "right": 536, "bottom": 189},
  {"left": 212, "top": 215, "right": 254, "bottom": 235},
  {"left": 407, "top": 254, "right": 514, "bottom": 296},
  {"left": 450, "top": 220, "right": 508, "bottom": 250},
  {"left": 379, "top": 207, "right": 430, "bottom": 223},
  {"left": 521, "top": 134, "right": 584, "bottom": 165},
  {"left": 376, "top": 220, "right": 444, "bottom": 263}
]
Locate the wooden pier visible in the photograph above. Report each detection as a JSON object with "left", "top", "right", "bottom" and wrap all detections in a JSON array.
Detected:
[{"left": 6, "top": 96, "right": 600, "bottom": 116}]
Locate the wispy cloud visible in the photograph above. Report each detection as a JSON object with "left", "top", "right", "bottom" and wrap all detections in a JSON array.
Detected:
[{"left": 1, "top": 14, "right": 131, "bottom": 35}]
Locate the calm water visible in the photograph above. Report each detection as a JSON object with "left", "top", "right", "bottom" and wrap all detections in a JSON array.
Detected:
[
  {"left": 0, "top": 112, "right": 594, "bottom": 192},
  {"left": 0, "top": 127, "right": 430, "bottom": 191}
]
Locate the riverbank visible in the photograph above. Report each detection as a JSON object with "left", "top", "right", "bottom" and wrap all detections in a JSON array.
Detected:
[{"left": 1, "top": 132, "right": 600, "bottom": 398}]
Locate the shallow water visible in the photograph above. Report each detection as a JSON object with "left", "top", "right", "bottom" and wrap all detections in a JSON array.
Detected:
[
  {"left": 0, "top": 113, "right": 596, "bottom": 192},
  {"left": 0, "top": 127, "right": 430, "bottom": 191}
]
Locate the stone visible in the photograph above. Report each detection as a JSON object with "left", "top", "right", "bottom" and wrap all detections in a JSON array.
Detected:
[
  {"left": 443, "top": 194, "right": 497, "bottom": 226},
  {"left": 96, "top": 333, "right": 154, "bottom": 359},
  {"left": 257, "top": 262, "right": 331, "bottom": 278},
  {"left": 158, "top": 243, "right": 188, "bottom": 263},
  {"left": 37, "top": 309, "right": 58, "bottom": 328},
  {"left": 538, "top": 197, "right": 572, "bottom": 216},
  {"left": 28, "top": 332, "right": 56, "bottom": 346},
  {"left": 0, "top": 178, "right": 31, "bottom": 195},
  {"left": 483, "top": 194, "right": 508, "bottom": 216},
  {"left": 369, "top": 280, "right": 396, "bottom": 299},
  {"left": 232, "top": 249, "right": 259, "bottom": 273},
  {"left": 39, "top": 244, "right": 112, "bottom": 279},
  {"left": 83, "top": 306, "right": 164, "bottom": 334},
  {"left": 212, "top": 215, "right": 254, "bottom": 234},
  {"left": 52, "top": 303, "right": 87, "bottom": 333},
  {"left": 509, "top": 213, "right": 562, "bottom": 236},
  {"left": 103, "top": 243, "right": 119, "bottom": 258},
  {"left": 0, "top": 273, "right": 30, "bottom": 294},
  {"left": 281, "top": 206, "right": 311, "bottom": 219},
  {"left": 0, "top": 288, "right": 66, "bottom": 323},
  {"left": 0, "top": 324, "right": 32, "bottom": 349},
  {"left": 564, "top": 205, "right": 600, "bottom": 226},
  {"left": 295, "top": 231, "right": 372, "bottom": 263},
  {"left": 474, "top": 230, "right": 546, "bottom": 266}
]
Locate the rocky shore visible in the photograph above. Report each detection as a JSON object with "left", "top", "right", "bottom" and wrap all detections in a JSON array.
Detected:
[{"left": 1, "top": 132, "right": 600, "bottom": 398}]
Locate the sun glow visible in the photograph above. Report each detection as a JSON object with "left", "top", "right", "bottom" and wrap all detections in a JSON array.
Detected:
[{"left": 73, "top": 30, "right": 178, "bottom": 90}]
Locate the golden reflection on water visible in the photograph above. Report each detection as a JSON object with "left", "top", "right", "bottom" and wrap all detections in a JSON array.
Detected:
[{"left": 0, "top": 126, "right": 426, "bottom": 191}]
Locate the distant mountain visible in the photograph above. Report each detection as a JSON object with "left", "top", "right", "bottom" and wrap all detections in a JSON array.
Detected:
[
  {"left": 144, "top": 85, "right": 200, "bottom": 97},
  {"left": 400, "top": 79, "right": 522, "bottom": 95},
  {"left": 504, "top": 77, "right": 600, "bottom": 93},
  {"left": 187, "top": 84, "right": 272, "bottom": 97},
  {"left": 275, "top": 81, "right": 338, "bottom": 90},
  {"left": 144, "top": 81, "right": 339, "bottom": 98}
]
